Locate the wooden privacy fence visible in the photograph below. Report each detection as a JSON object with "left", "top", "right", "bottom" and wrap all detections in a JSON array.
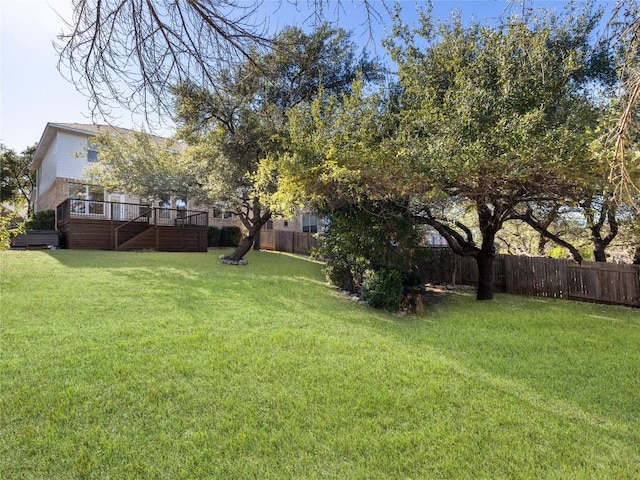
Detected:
[
  {"left": 417, "top": 248, "right": 640, "bottom": 307},
  {"left": 260, "top": 230, "right": 318, "bottom": 255}
]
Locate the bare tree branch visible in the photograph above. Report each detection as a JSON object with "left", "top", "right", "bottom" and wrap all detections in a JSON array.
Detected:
[
  {"left": 56, "top": 0, "right": 388, "bottom": 129},
  {"left": 513, "top": 209, "right": 584, "bottom": 264}
]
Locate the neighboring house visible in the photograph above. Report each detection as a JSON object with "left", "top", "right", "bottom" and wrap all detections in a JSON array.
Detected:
[{"left": 266, "top": 213, "right": 325, "bottom": 234}]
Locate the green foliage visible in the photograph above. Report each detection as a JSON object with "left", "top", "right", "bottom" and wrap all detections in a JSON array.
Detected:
[
  {"left": 0, "top": 207, "right": 24, "bottom": 250},
  {"left": 0, "top": 143, "right": 37, "bottom": 216},
  {"left": 207, "top": 226, "right": 222, "bottom": 247},
  {"left": 24, "top": 210, "right": 55, "bottom": 231},
  {"left": 84, "top": 131, "right": 205, "bottom": 202},
  {"left": 390, "top": 7, "right": 608, "bottom": 199},
  {"left": 323, "top": 260, "right": 358, "bottom": 292},
  {"left": 220, "top": 226, "right": 242, "bottom": 247},
  {"left": 207, "top": 225, "right": 242, "bottom": 247},
  {"left": 318, "top": 203, "right": 424, "bottom": 301},
  {"left": 361, "top": 268, "right": 404, "bottom": 311},
  {"left": 276, "top": 80, "right": 410, "bottom": 216},
  {"left": 549, "top": 244, "right": 594, "bottom": 261}
]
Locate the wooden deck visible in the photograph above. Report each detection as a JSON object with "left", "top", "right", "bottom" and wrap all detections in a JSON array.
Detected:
[{"left": 56, "top": 199, "right": 208, "bottom": 252}]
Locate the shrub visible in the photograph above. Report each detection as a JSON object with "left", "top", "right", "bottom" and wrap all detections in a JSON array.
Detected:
[
  {"left": 207, "top": 226, "right": 221, "bottom": 247},
  {"left": 324, "top": 260, "right": 356, "bottom": 292},
  {"left": 0, "top": 208, "right": 25, "bottom": 250},
  {"left": 220, "top": 226, "right": 242, "bottom": 247},
  {"left": 361, "top": 268, "right": 404, "bottom": 311},
  {"left": 24, "top": 210, "right": 55, "bottom": 230},
  {"left": 317, "top": 203, "right": 424, "bottom": 296}
]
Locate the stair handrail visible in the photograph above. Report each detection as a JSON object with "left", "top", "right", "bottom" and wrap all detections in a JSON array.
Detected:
[{"left": 114, "top": 207, "right": 154, "bottom": 250}]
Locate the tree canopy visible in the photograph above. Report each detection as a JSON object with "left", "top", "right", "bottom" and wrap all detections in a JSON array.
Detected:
[
  {"left": 277, "top": 4, "right": 613, "bottom": 299},
  {"left": 0, "top": 144, "right": 37, "bottom": 217}
]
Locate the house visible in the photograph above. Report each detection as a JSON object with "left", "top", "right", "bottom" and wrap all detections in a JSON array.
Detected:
[
  {"left": 31, "top": 123, "right": 209, "bottom": 252},
  {"left": 30, "top": 122, "right": 319, "bottom": 252}
]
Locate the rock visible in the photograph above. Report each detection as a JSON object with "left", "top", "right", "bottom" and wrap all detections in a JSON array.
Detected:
[{"left": 219, "top": 256, "right": 248, "bottom": 265}]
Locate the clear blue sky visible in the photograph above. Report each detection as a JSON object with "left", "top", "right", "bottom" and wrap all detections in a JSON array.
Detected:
[{"left": 0, "top": 0, "right": 613, "bottom": 152}]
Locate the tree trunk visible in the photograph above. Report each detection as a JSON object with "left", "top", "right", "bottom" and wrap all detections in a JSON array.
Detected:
[
  {"left": 588, "top": 198, "right": 617, "bottom": 264},
  {"left": 593, "top": 243, "right": 607, "bottom": 262},
  {"left": 537, "top": 235, "right": 548, "bottom": 257},
  {"left": 253, "top": 227, "right": 261, "bottom": 250},
  {"left": 223, "top": 206, "right": 271, "bottom": 263},
  {"left": 225, "top": 235, "right": 255, "bottom": 262},
  {"left": 475, "top": 249, "right": 495, "bottom": 300},
  {"left": 475, "top": 201, "right": 501, "bottom": 300}
]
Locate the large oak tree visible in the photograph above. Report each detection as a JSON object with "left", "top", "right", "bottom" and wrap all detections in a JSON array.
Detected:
[{"left": 386, "top": 5, "right": 612, "bottom": 299}]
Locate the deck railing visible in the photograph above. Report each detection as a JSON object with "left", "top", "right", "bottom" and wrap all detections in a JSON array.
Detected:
[
  {"left": 114, "top": 207, "right": 153, "bottom": 249},
  {"left": 57, "top": 199, "right": 156, "bottom": 224},
  {"left": 56, "top": 199, "right": 209, "bottom": 228}
]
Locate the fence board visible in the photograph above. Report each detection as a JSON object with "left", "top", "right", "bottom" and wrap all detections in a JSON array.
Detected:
[
  {"left": 258, "top": 230, "right": 317, "bottom": 255},
  {"left": 419, "top": 248, "right": 639, "bottom": 308}
]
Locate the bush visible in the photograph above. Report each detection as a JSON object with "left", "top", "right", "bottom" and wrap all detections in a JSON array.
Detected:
[
  {"left": 24, "top": 210, "right": 55, "bottom": 230},
  {"left": 220, "top": 226, "right": 242, "bottom": 247},
  {"left": 208, "top": 226, "right": 242, "bottom": 247},
  {"left": 207, "top": 226, "right": 221, "bottom": 247},
  {"left": 0, "top": 207, "right": 24, "bottom": 250},
  {"left": 361, "top": 268, "right": 404, "bottom": 311},
  {"left": 317, "top": 203, "right": 424, "bottom": 296},
  {"left": 324, "top": 260, "right": 356, "bottom": 292}
]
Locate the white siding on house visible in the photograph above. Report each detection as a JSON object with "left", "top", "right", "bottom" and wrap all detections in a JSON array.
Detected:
[
  {"left": 37, "top": 138, "right": 58, "bottom": 198},
  {"left": 56, "top": 131, "right": 95, "bottom": 180}
]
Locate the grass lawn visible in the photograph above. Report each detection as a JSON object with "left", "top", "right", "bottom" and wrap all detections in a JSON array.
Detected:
[{"left": 1, "top": 249, "right": 639, "bottom": 479}]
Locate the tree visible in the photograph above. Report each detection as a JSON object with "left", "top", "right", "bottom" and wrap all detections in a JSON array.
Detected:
[
  {"left": 606, "top": 0, "right": 640, "bottom": 208},
  {"left": 173, "top": 24, "right": 379, "bottom": 263},
  {"left": 84, "top": 131, "right": 204, "bottom": 202},
  {"left": 0, "top": 144, "right": 37, "bottom": 216},
  {"left": 384, "top": 5, "right": 611, "bottom": 299},
  {"left": 84, "top": 25, "right": 379, "bottom": 263},
  {"left": 56, "top": 0, "right": 389, "bottom": 123}
]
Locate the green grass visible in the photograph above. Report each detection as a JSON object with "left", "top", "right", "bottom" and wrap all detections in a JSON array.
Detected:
[{"left": 1, "top": 249, "right": 639, "bottom": 479}]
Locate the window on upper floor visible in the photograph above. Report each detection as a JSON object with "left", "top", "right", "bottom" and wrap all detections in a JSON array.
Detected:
[{"left": 87, "top": 142, "right": 99, "bottom": 162}]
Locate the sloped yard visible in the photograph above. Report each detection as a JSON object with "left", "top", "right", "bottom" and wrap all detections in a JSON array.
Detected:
[{"left": 1, "top": 250, "right": 639, "bottom": 478}]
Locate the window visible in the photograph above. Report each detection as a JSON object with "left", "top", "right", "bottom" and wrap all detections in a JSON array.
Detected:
[
  {"left": 69, "top": 183, "right": 104, "bottom": 215},
  {"left": 302, "top": 214, "right": 318, "bottom": 233},
  {"left": 87, "top": 142, "right": 99, "bottom": 162},
  {"left": 212, "top": 206, "right": 233, "bottom": 219},
  {"left": 176, "top": 196, "right": 188, "bottom": 219},
  {"left": 176, "top": 196, "right": 188, "bottom": 210}
]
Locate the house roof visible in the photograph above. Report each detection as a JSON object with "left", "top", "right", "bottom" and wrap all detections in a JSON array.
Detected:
[{"left": 31, "top": 122, "right": 173, "bottom": 170}]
